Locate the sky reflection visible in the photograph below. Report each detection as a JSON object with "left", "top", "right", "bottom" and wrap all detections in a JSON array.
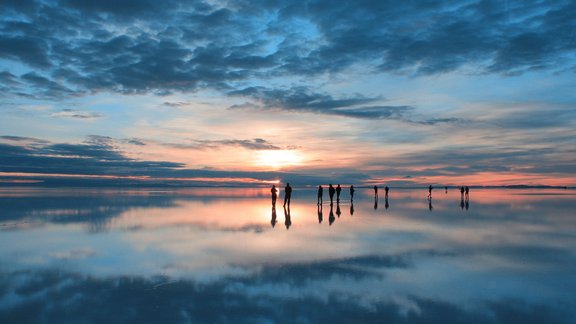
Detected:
[{"left": 1, "top": 188, "right": 575, "bottom": 323}]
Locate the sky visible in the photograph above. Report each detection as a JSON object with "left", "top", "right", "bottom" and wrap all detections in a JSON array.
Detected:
[{"left": 0, "top": 0, "right": 575, "bottom": 187}]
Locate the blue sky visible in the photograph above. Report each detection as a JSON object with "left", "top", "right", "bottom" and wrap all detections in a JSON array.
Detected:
[{"left": 1, "top": 0, "right": 575, "bottom": 186}]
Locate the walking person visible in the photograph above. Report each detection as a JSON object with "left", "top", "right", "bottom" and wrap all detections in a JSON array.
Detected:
[
  {"left": 283, "top": 183, "right": 292, "bottom": 207},
  {"left": 350, "top": 185, "right": 355, "bottom": 201},
  {"left": 336, "top": 184, "right": 342, "bottom": 203},
  {"left": 317, "top": 185, "right": 323, "bottom": 205},
  {"left": 328, "top": 184, "right": 335, "bottom": 205},
  {"left": 384, "top": 186, "right": 389, "bottom": 199},
  {"left": 271, "top": 184, "right": 277, "bottom": 206},
  {"left": 428, "top": 185, "right": 433, "bottom": 199}
]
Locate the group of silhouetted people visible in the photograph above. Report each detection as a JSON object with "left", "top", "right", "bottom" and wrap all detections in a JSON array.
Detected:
[{"left": 270, "top": 184, "right": 472, "bottom": 229}]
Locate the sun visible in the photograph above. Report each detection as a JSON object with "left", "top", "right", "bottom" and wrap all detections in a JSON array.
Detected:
[{"left": 256, "top": 150, "right": 303, "bottom": 169}]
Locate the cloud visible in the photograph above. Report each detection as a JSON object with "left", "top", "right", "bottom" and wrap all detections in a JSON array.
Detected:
[
  {"left": 0, "top": 1, "right": 574, "bottom": 99},
  {"left": 230, "top": 86, "right": 413, "bottom": 119},
  {"left": 50, "top": 109, "right": 103, "bottom": 119}
]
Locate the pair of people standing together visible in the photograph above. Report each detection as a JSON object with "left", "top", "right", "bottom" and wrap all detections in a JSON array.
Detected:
[{"left": 271, "top": 183, "right": 292, "bottom": 207}]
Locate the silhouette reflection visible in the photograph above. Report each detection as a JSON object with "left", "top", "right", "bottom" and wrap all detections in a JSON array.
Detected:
[
  {"left": 329, "top": 204, "right": 335, "bottom": 226},
  {"left": 271, "top": 206, "right": 277, "bottom": 227},
  {"left": 385, "top": 196, "right": 389, "bottom": 210},
  {"left": 428, "top": 197, "right": 433, "bottom": 211},
  {"left": 336, "top": 202, "right": 341, "bottom": 218},
  {"left": 317, "top": 204, "right": 323, "bottom": 224},
  {"left": 350, "top": 202, "right": 354, "bottom": 216},
  {"left": 283, "top": 206, "right": 291, "bottom": 229},
  {"left": 374, "top": 197, "right": 378, "bottom": 210}
]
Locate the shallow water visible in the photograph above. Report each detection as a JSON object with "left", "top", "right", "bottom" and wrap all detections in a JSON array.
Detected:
[{"left": 1, "top": 187, "right": 575, "bottom": 323}]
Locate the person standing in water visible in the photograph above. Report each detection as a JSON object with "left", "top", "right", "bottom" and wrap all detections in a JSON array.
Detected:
[
  {"left": 336, "top": 184, "right": 342, "bottom": 203},
  {"left": 283, "top": 183, "right": 292, "bottom": 207},
  {"left": 428, "top": 185, "right": 433, "bottom": 199},
  {"left": 271, "top": 184, "right": 277, "bottom": 206},
  {"left": 328, "top": 184, "right": 335, "bottom": 205},
  {"left": 384, "top": 186, "right": 389, "bottom": 199},
  {"left": 350, "top": 185, "right": 355, "bottom": 201},
  {"left": 317, "top": 185, "right": 323, "bottom": 205}
]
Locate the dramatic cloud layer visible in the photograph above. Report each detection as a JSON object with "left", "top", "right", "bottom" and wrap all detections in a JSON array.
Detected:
[{"left": 1, "top": 0, "right": 575, "bottom": 98}]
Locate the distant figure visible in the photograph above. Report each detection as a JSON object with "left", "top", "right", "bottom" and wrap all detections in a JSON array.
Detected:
[
  {"left": 374, "top": 185, "right": 378, "bottom": 199},
  {"left": 284, "top": 206, "right": 291, "bottom": 229},
  {"left": 350, "top": 202, "right": 354, "bottom": 216},
  {"left": 283, "top": 183, "right": 292, "bottom": 207},
  {"left": 317, "top": 185, "right": 323, "bottom": 205},
  {"left": 329, "top": 205, "right": 335, "bottom": 226},
  {"left": 465, "top": 186, "right": 470, "bottom": 199},
  {"left": 271, "top": 184, "right": 277, "bottom": 206},
  {"left": 271, "top": 206, "right": 277, "bottom": 227},
  {"left": 336, "top": 184, "right": 342, "bottom": 202},
  {"left": 336, "top": 202, "right": 341, "bottom": 218},
  {"left": 328, "top": 184, "right": 335, "bottom": 205},
  {"left": 460, "top": 186, "right": 465, "bottom": 198},
  {"left": 428, "top": 185, "right": 433, "bottom": 199},
  {"left": 445, "top": 186, "right": 448, "bottom": 194},
  {"left": 384, "top": 186, "right": 389, "bottom": 198},
  {"left": 317, "top": 204, "right": 323, "bottom": 224},
  {"left": 350, "top": 185, "right": 355, "bottom": 201}
]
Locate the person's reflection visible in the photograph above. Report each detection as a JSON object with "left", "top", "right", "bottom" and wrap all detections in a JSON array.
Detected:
[
  {"left": 317, "top": 204, "right": 323, "bottom": 224},
  {"left": 329, "top": 204, "right": 335, "bottom": 226},
  {"left": 271, "top": 205, "right": 277, "bottom": 227},
  {"left": 374, "top": 196, "right": 378, "bottom": 210},
  {"left": 385, "top": 196, "right": 389, "bottom": 209},
  {"left": 336, "top": 202, "right": 341, "bottom": 218},
  {"left": 460, "top": 195, "right": 465, "bottom": 210},
  {"left": 465, "top": 195, "right": 470, "bottom": 210},
  {"left": 284, "top": 206, "right": 292, "bottom": 229},
  {"left": 428, "top": 197, "right": 433, "bottom": 211},
  {"left": 350, "top": 201, "right": 354, "bottom": 216}
]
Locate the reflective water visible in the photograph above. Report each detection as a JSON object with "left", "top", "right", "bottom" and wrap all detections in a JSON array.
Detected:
[{"left": 1, "top": 187, "right": 575, "bottom": 323}]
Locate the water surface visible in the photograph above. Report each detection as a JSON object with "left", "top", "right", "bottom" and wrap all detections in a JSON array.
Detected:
[{"left": 1, "top": 187, "right": 575, "bottom": 323}]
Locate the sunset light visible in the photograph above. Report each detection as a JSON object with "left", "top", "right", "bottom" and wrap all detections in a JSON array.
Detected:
[{"left": 255, "top": 150, "right": 304, "bottom": 169}]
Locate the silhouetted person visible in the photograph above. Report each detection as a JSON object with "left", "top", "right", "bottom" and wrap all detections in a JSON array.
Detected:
[
  {"left": 350, "top": 185, "right": 355, "bottom": 201},
  {"left": 336, "top": 202, "right": 341, "bottom": 218},
  {"left": 283, "top": 183, "right": 292, "bottom": 207},
  {"left": 385, "top": 196, "right": 389, "bottom": 209},
  {"left": 336, "top": 184, "right": 342, "bottom": 202},
  {"left": 350, "top": 202, "right": 354, "bottom": 216},
  {"left": 374, "top": 185, "right": 378, "bottom": 199},
  {"left": 465, "top": 186, "right": 469, "bottom": 199},
  {"left": 428, "top": 185, "right": 433, "bottom": 199},
  {"left": 384, "top": 186, "right": 389, "bottom": 198},
  {"left": 329, "top": 204, "right": 335, "bottom": 226},
  {"left": 328, "top": 184, "right": 335, "bottom": 205},
  {"left": 271, "top": 206, "right": 277, "bottom": 227},
  {"left": 317, "top": 204, "right": 323, "bottom": 224},
  {"left": 445, "top": 186, "right": 448, "bottom": 194},
  {"left": 317, "top": 185, "right": 323, "bottom": 205},
  {"left": 460, "top": 186, "right": 465, "bottom": 199},
  {"left": 284, "top": 206, "right": 291, "bottom": 229},
  {"left": 271, "top": 184, "right": 277, "bottom": 206}
]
